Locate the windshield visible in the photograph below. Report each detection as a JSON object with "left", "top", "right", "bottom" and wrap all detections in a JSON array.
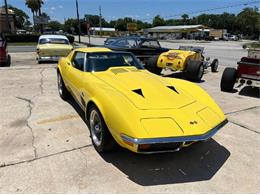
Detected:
[
  {"left": 39, "top": 38, "right": 69, "bottom": 45},
  {"left": 87, "top": 52, "right": 143, "bottom": 72}
]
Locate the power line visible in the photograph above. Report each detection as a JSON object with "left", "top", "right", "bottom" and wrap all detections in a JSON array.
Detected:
[{"left": 142, "top": 0, "right": 260, "bottom": 21}]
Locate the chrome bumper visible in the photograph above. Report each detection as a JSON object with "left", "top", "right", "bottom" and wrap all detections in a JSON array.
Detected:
[
  {"left": 38, "top": 56, "right": 62, "bottom": 62},
  {"left": 121, "top": 119, "right": 228, "bottom": 153}
]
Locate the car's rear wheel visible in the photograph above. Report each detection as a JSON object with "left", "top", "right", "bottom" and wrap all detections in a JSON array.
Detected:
[
  {"left": 185, "top": 60, "right": 204, "bottom": 81},
  {"left": 5, "top": 55, "right": 11, "bottom": 67},
  {"left": 57, "top": 72, "right": 70, "bottom": 100},
  {"left": 146, "top": 55, "right": 162, "bottom": 75},
  {"left": 88, "top": 105, "right": 116, "bottom": 153},
  {"left": 220, "top": 67, "right": 237, "bottom": 92},
  {"left": 211, "top": 59, "right": 219, "bottom": 72}
]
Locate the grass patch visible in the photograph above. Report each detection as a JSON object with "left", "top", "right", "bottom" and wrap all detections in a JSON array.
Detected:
[
  {"left": 8, "top": 42, "right": 37, "bottom": 46},
  {"left": 243, "top": 42, "right": 260, "bottom": 49}
]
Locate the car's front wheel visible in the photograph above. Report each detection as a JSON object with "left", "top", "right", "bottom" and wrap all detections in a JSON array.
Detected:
[
  {"left": 88, "top": 105, "right": 116, "bottom": 153},
  {"left": 211, "top": 59, "right": 219, "bottom": 72},
  {"left": 57, "top": 72, "right": 70, "bottom": 100}
]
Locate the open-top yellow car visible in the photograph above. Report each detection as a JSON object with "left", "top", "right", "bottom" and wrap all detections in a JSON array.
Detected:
[
  {"left": 146, "top": 46, "right": 219, "bottom": 81},
  {"left": 57, "top": 47, "right": 227, "bottom": 154}
]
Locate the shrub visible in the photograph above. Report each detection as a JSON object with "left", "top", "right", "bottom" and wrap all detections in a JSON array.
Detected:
[{"left": 5, "top": 34, "right": 75, "bottom": 43}]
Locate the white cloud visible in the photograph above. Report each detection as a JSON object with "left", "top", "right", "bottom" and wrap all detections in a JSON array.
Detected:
[{"left": 58, "top": 5, "right": 64, "bottom": 9}]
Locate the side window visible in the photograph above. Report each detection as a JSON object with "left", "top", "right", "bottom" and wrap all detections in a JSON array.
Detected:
[{"left": 72, "top": 52, "right": 85, "bottom": 71}]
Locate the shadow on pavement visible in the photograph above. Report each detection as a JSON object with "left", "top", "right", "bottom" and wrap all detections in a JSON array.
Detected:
[
  {"left": 239, "top": 86, "right": 260, "bottom": 98},
  {"left": 100, "top": 139, "right": 230, "bottom": 186},
  {"left": 163, "top": 72, "right": 205, "bottom": 83},
  {"left": 65, "top": 95, "right": 230, "bottom": 186}
]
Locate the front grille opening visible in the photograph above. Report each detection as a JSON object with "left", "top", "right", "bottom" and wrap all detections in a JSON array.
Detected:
[{"left": 138, "top": 142, "right": 183, "bottom": 152}]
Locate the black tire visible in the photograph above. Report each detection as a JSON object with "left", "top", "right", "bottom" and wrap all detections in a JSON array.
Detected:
[
  {"left": 88, "top": 105, "right": 116, "bottom": 153},
  {"left": 220, "top": 68, "right": 237, "bottom": 92},
  {"left": 146, "top": 55, "right": 162, "bottom": 75},
  {"left": 57, "top": 72, "right": 70, "bottom": 100},
  {"left": 211, "top": 59, "right": 219, "bottom": 72},
  {"left": 38, "top": 60, "right": 42, "bottom": 64},
  {"left": 185, "top": 60, "right": 204, "bottom": 81},
  {"left": 5, "top": 55, "right": 11, "bottom": 67}
]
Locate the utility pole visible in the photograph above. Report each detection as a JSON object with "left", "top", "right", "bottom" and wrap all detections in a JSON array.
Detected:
[
  {"left": 38, "top": 0, "right": 43, "bottom": 34},
  {"left": 76, "top": 0, "right": 81, "bottom": 43},
  {"left": 99, "top": 6, "right": 102, "bottom": 37},
  {"left": 4, "top": 0, "right": 11, "bottom": 33}
]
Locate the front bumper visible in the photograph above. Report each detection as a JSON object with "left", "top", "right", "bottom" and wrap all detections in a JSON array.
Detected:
[{"left": 121, "top": 119, "right": 228, "bottom": 153}]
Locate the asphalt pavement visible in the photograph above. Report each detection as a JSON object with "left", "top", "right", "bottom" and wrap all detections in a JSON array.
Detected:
[{"left": 0, "top": 39, "right": 259, "bottom": 193}]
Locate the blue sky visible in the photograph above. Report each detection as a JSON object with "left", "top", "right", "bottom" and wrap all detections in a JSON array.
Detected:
[{"left": 3, "top": 0, "right": 260, "bottom": 23}]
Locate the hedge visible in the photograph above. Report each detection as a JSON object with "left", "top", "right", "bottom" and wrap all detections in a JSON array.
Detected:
[{"left": 5, "top": 34, "right": 75, "bottom": 43}]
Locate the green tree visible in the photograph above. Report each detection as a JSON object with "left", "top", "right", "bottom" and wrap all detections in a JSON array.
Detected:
[
  {"left": 181, "top": 14, "right": 189, "bottom": 25},
  {"left": 236, "top": 7, "right": 260, "bottom": 39},
  {"left": 25, "top": 0, "right": 44, "bottom": 16},
  {"left": 47, "top": 20, "right": 62, "bottom": 31},
  {"left": 3, "top": 5, "right": 30, "bottom": 29},
  {"left": 152, "top": 15, "right": 166, "bottom": 27}
]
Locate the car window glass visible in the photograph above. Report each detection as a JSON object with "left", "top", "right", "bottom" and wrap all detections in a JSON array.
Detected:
[
  {"left": 72, "top": 52, "right": 85, "bottom": 71},
  {"left": 141, "top": 40, "right": 160, "bottom": 48},
  {"left": 88, "top": 52, "right": 143, "bottom": 72},
  {"left": 39, "top": 38, "right": 69, "bottom": 45}
]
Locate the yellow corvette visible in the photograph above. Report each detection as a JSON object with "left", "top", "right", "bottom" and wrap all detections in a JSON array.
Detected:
[{"left": 57, "top": 47, "right": 227, "bottom": 154}]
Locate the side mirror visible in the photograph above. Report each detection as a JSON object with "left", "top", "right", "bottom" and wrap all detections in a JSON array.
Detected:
[
  {"left": 206, "top": 57, "right": 210, "bottom": 61},
  {"left": 67, "top": 60, "right": 72, "bottom": 66}
]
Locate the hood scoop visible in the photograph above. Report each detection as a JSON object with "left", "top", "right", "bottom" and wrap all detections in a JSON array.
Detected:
[
  {"left": 110, "top": 68, "right": 129, "bottom": 74},
  {"left": 132, "top": 89, "right": 144, "bottom": 98},
  {"left": 167, "top": 86, "right": 179, "bottom": 94}
]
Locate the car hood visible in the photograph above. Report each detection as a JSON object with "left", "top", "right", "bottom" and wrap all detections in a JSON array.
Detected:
[{"left": 93, "top": 67, "right": 196, "bottom": 110}]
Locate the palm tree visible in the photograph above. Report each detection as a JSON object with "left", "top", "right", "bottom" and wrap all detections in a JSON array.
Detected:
[
  {"left": 25, "top": 0, "right": 44, "bottom": 31},
  {"left": 25, "top": 0, "right": 43, "bottom": 17}
]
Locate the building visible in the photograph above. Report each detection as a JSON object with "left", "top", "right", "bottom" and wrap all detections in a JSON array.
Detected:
[
  {"left": 89, "top": 27, "right": 117, "bottom": 36},
  {"left": 143, "top": 25, "right": 210, "bottom": 40},
  {"left": 0, "top": 8, "right": 16, "bottom": 33}
]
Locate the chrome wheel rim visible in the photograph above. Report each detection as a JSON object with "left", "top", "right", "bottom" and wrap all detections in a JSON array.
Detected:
[
  {"left": 90, "top": 110, "right": 103, "bottom": 146},
  {"left": 58, "top": 74, "right": 63, "bottom": 95}
]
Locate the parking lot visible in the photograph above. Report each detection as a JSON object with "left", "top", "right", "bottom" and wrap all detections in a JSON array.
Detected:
[{"left": 0, "top": 39, "right": 259, "bottom": 193}]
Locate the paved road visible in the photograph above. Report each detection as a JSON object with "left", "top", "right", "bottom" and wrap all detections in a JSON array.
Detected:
[
  {"left": 0, "top": 52, "right": 259, "bottom": 193},
  {"left": 8, "top": 45, "right": 36, "bottom": 53},
  {"left": 76, "top": 36, "right": 248, "bottom": 67},
  {"left": 2, "top": 39, "right": 260, "bottom": 192}
]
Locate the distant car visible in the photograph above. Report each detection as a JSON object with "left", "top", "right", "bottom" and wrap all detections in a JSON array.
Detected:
[
  {"left": 105, "top": 37, "right": 169, "bottom": 64},
  {"left": 104, "top": 37, "right": 120, "bottom": 45},
  {"left": 221, "top": 49, "right": 260, "bottom": 92},
  {"left": 0, "top": 34, "right": 11, "bottom": 67},
  {"left": 36, "top": 35, "right": 73, "bottom": 64},
  {"left": 146, "top": 46, "right": 219, "bottom": 81},
  {"left": 57, "top": 47, "right": 228, "bottom": 154}
]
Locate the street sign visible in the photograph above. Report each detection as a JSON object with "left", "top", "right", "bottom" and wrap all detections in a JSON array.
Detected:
[
  {"left": 127, "top": 23, "right": 137, "bottom": 32},
  {"left": 34, "top": 16, "right": 49, "bottom": 25}
]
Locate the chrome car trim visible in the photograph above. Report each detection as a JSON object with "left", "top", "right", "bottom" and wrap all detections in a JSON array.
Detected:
[{"left": 121, "top": 119, "right": 228, "bottom": 145}]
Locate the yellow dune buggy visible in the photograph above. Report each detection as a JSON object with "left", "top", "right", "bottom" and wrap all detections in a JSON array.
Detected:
[{"left": 146, "top": 46, "right": 219, "bottom": 81}]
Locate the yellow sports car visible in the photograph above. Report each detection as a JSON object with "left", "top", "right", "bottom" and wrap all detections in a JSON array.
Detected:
[
  {"left": 57, "top": 47, "right": 227, "bottom": 154},
  {"left": 37, "top": 35, "right": 73, "bottom": 64},
  {"left": 147, "top": 46, "right": 219, "bottom": 81}
]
